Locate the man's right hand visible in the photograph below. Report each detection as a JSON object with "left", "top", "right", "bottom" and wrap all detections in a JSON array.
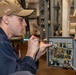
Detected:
[{"left": 26, "top": 35, "right": 39, "bottom": 59}]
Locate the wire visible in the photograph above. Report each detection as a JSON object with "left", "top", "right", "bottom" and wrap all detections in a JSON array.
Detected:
[
  {"left": 69, "top": 62, "right": 76, "bottom": 75},
  {"left": 69, "top": 62, "right": 76, "bottom": 71}
]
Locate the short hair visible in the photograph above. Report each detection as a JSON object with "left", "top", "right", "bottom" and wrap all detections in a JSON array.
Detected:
[{"left": 0, "top": 17, "right": 2, "bottom": 23}]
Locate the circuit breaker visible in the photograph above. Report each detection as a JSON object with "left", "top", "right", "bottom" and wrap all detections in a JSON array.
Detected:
[{"left": 47, "top": 37, "right": 76, "bottom": 70}]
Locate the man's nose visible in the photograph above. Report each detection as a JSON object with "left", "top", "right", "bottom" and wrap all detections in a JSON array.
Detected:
[{"left": 23, "top": 19, "right": 27, "bottom": 27}]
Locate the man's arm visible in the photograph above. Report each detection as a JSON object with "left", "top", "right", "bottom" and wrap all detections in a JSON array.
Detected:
[{"left": 0, "top": 40, "right": 38, "bottom": 74}]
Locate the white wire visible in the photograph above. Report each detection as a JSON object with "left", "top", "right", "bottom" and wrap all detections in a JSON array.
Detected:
[{"left": 69, "top": 62, "right": 76, "bottom": 71}]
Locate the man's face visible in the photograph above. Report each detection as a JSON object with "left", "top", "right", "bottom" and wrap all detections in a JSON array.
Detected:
[{"left": 8, "top": 15, "right": 27, "bottom": 37}]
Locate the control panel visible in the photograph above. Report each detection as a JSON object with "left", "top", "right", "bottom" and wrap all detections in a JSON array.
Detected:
[{"left": 47, "top": 37, "right": 74, "bottom": 69}]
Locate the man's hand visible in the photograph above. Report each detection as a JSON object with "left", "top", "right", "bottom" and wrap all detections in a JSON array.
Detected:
[
  {"left": 35, "top": 41, "right": 52, "bottom": 61},
  {"left": 26, "top": 35, "right": 39, "bottom": 59}
]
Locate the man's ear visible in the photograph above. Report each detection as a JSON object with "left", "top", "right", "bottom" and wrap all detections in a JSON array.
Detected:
[
  {"left": 2, "top": 15, "right": 9, "bottom": 24},
  {"left": 5, "top": 19, "right": 9, "bottom": 23}
]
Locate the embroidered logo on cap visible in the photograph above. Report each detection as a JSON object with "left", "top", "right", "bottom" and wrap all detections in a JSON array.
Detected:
[{"left": 14, "top": 0, "right": 22, "bottom": 8}]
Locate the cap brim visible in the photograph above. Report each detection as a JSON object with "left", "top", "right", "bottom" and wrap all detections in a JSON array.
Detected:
[{"left": 14, "top": 9, "right": 34, "bottom": 17}]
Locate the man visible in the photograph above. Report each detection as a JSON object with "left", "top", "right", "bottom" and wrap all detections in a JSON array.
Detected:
[{"left": 0, "top": 0, "right": 51, "bottom": 75}]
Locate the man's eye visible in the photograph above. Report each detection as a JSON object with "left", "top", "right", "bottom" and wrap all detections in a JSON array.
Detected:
[{"left": 19, "top": 18, "right": 23, "bottom": 22}]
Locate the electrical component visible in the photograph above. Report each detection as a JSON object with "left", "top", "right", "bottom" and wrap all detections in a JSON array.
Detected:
[{"left": 47, "top": 37, "right": 75, "bottom": 69}]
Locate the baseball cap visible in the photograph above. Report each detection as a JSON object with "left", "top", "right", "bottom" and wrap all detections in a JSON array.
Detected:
[{"left": 0, "top": 0, "right": 34, "bottom": 17}]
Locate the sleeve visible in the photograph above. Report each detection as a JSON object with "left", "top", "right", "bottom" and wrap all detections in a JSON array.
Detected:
[
  {"left": 0, "top": 41, "right": 38, "bottom": 74},
  {"left": 17, "top": 56, "right": 38, "bottom": 74}
]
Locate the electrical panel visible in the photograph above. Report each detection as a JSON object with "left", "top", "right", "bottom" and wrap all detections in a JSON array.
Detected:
[{"left": 47, "top": 37, "right": 76, "bottom": 69}]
